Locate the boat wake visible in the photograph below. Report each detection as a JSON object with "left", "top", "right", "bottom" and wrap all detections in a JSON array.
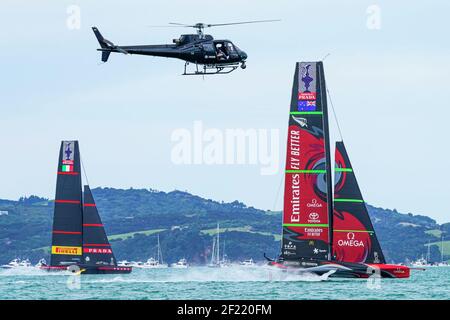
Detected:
[
  {"left": 81, "top": 265, "right": 333, "bottom": 284},
  {"left": 0, "top": 268, "right": 71, "bottom": 277},
  {"left": 0, "top": 265, "right": 335, "bottom": 282}
]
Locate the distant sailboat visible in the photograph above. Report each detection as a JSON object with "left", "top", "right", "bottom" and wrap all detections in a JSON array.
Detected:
[
  {"left": 220, "top": 240, "right": 231, "bottom": 267},
  {"left": 208, "top": 223, "right": 222, "bottom": 268},
  {"left": 137, "top": 234, "right": 168, "bottom": 268},
  {"left": 411, "top": 240, "right": 433, "bottom": 267},
  {"left": 41, "top": 141, "right": 132, "bottom": 274},
  {"left": 266, "top": 62, "right": 410, "bottom": 278},
  {"left": 436, "top": 235, "right": 449, "bottom": 266}
]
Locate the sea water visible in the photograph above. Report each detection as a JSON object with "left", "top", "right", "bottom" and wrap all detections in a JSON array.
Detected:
[{"left": 0, "top": 265, "right": 449, "bottom": 300}]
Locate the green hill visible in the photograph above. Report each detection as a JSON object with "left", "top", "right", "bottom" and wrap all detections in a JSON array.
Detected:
[{"left": 0, "top": 188, "right": 447, "bottom": 264}]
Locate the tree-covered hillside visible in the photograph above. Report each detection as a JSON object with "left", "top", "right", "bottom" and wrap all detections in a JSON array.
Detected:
[{"left": 0, "top": 188, "right": 447, "bottom": 264}]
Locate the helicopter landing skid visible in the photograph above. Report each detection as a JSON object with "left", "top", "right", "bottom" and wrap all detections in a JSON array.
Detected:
[{"left": 183, "top": 62, "right": 239, "bottom": 75}]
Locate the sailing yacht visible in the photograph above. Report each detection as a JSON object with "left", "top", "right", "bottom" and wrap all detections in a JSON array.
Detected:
[
  {"left": 41, "top": 141, "right": 132, "bottom": 274},
  {"left": 208, "top": 223, "right": 222, "bottom": 268},
  {"left": 136, "top": 235, "right": 168, "bottom": 268},
  {"left": 436, "top": 235, "right": 449, "bottom": 266},
  {"left": 220, "top": 241, "right": 231, "bottom": 267},
  {"left": 266, "top": 62, "right": 410, "bottom": 278}
]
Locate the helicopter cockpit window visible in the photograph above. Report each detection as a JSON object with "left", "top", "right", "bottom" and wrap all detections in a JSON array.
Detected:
[
  {"left": 202, "top": 43, "right": 215, "bottom": 54},
  {"left": 215, "top": 43, "right": 228, "bottom": 60},
  {"left": 226, "top": 42, "right": 235, "bottom": 52}
]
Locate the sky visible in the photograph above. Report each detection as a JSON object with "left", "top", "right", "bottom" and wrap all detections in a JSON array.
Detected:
[{"left": 0, "top": 0, "right": 449, "bottom": 223}]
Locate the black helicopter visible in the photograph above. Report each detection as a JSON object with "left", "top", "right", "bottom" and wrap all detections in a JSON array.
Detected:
[{"left": 92, "top": 20, "right": 279, "bottom": 75}]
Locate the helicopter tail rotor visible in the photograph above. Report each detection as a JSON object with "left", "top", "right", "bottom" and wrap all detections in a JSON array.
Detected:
[{"left": 92, "top": 27, "right": 129, "bottom": 62}]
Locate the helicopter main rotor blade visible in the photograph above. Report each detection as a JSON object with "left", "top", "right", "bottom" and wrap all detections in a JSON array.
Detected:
[
  {"left": 148, "top": 20, "right": 281, "bottom": 33},
  {"left": 147, "top": 25, "right": 189, "bottom": 28},
  {"left": 206, "top": 19, "right": 281, "bottom": 27},
  {"left": 168, "top": 22, "right": 195, "bottom": 27}
]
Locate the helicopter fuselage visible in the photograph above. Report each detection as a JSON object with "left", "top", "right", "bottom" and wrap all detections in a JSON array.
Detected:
[{"left": 96, "top": 33, "right": 247, "bottom": 66}]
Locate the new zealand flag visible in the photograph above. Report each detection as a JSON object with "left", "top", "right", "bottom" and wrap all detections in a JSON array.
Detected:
[{"left": 297, "top": 100, "right": 316, "bottom": 111}]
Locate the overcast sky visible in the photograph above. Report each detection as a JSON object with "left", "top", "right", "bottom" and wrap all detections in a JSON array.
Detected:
[{"left": 1, "top": 0, "right": 449, "bottom": 223}]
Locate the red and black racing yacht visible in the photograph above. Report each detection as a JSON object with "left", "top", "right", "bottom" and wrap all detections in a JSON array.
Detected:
[
  {"left": 41, "top": 141, "right": 132, "bottom": 274},
  {"left": 267, "top": 62, "right": 410, "bottom": 278}
]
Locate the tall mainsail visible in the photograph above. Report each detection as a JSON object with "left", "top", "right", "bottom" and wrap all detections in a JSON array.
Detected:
[
  {"left": 333, "top": 141, "right": 386, "bottom": 264},
  {"left": 281, "top": 62, "right": 333, "bottom": 261},
  {"left": 82, "top": 185, "right": 117, "bottom": 266},
  {"left": 50, "top": 141, "right": 83, "bottom": 266}
]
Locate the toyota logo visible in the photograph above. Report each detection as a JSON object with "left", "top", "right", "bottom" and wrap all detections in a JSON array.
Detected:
[{"left": 309, "top": 212, "right": 319, "bottom": 220}]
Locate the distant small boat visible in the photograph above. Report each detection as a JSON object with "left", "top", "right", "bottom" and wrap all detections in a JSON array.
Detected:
[
  {"left": 240, "top": 258, "right": 255, "bottom": 267},
  {"left": 171, "top": 258, "right": 189, "bottom": 268},
  {"left": 136, "top": 257, "right": 168, "bottom": 269},
  {"left": 19, "top": 259, "right": 32, "bottom": 268},
  {"left": 117, "top": 260, "right": 132, "bottom": 267},
  {"left": 1, "top": 258, "right": 34, "bottom": 269},
  {"left": 410, "top": 256, "right": 431, "bottom": 267},
  {"left": 1, "top": 258, "right": 22, "bottom": 269},
  {"left": 128, "top": 261, "right": 143, "bottom": 267},
  {"left": 35, "top": 259, "right": 47, "bottom": 268}
]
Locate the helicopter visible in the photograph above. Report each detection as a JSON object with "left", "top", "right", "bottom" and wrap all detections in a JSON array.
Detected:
[{"left": 92, "top": 20, "right": 279, "bottom": 75}]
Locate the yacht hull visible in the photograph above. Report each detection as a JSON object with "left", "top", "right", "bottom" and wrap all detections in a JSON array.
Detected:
[
  {"left": 268, "top": 260, "right": 410, "bottom": 278},
  {"left": 41, "top": 265, "right": 132, "bottom": 274}
]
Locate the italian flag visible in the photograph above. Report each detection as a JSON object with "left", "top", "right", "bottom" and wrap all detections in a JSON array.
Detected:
[{"left": 62, "top": 164, "right": 73, "bottom": 172}]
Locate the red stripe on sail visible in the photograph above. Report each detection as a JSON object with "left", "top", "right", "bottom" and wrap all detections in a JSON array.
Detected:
[
  {"left": 83, "top": 203, "right": 96, "bottom": 207},
  {"left": 83, "top": 243, "right": 111, "bottom": 247},
  {"left": 55, "top": 200, "right": 81, "bottom": 204},
  {"left": 53, "top": 230, "right": 82, "bottom": 235},
  {"left": 57, "top": 172, "right": 79, "bottom": 175},
  {"left": 83, "top": 224, "right": 103, "bottom": 227}
]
